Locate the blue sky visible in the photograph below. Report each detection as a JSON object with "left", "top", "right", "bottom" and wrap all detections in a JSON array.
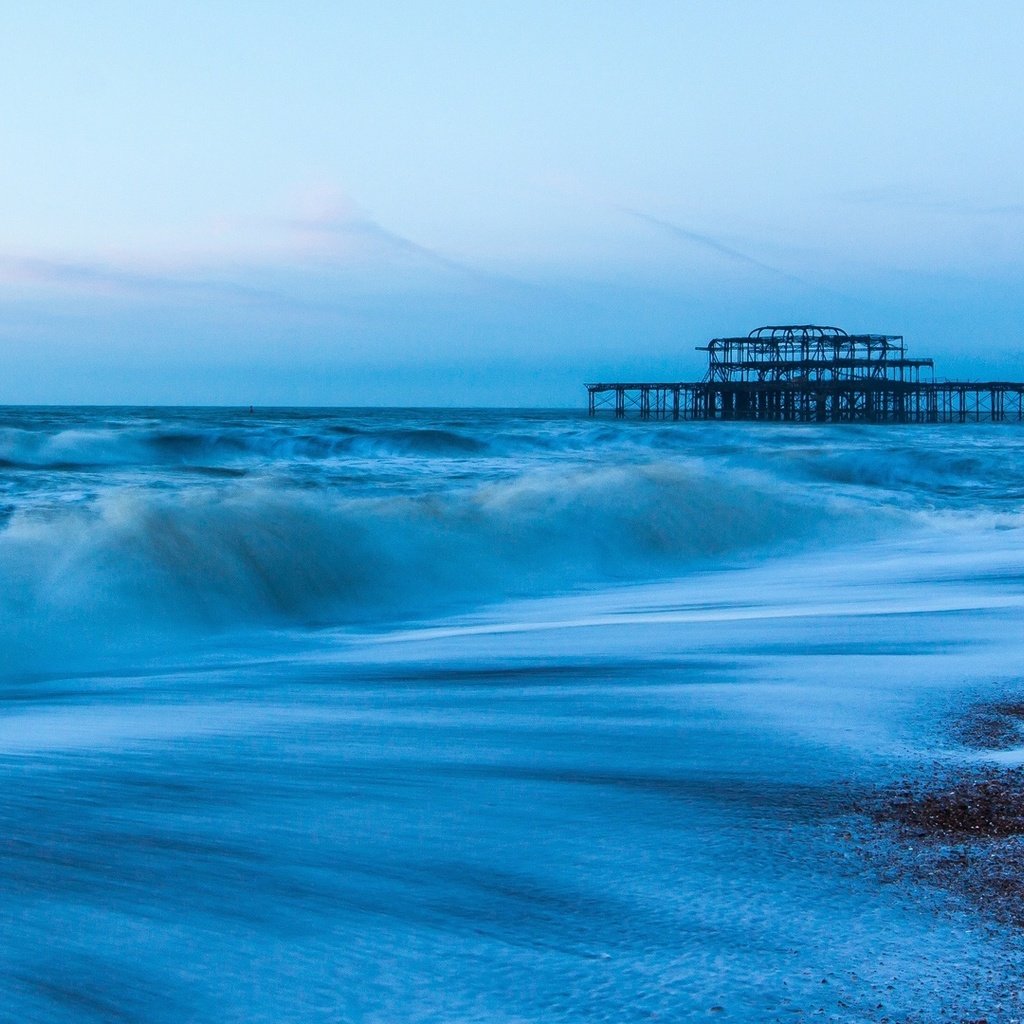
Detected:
[{"left": 2, "top": 1, "right": 1023, "bottom": 404}]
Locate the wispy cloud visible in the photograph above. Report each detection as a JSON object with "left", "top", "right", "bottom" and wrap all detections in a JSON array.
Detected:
[
  {"left": 618, "top": 206, "right": 814, "bottom": 288},
  {"left": 0, "top": 254, "right": 285, "bottom": 304},
  {"left": 289, "top": 210, "right": 481, "bottom": 278},
  {"left": 284, "top": 196, "right": 555, "bottom": 299},
  {"left": 0, "top": 193, "right": 494, "bottom": 306},
  {"left": 284, "top": 187, "right": 481, "bottom": 277}
]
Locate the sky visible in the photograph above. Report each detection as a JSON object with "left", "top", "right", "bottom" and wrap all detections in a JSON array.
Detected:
[{"left": 1, "top": 0, "right": 1023, "bottom": 405}]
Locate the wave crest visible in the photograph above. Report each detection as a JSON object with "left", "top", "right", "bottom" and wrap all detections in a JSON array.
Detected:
[{"left": 0, "top": 461, "right": 826, "bottom": 673}]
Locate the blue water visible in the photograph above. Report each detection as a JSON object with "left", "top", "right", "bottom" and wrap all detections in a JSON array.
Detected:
[{"left": 3, "top": 407, "right": 1024, "bottom": 1022}]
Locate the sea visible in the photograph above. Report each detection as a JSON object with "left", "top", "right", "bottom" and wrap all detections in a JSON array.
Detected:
[{"left": 3, "top": 406, "right": 1024, "bottom": 1023}]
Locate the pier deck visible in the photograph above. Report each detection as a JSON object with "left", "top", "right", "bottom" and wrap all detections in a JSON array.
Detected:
[{"left": 586, "top": 380, "right": 1024, "bottom": 422}]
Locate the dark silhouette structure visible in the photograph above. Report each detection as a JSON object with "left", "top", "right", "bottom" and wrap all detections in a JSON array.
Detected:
[{"left": 586, "top": 324, "right": 1024, "bottom": 422}]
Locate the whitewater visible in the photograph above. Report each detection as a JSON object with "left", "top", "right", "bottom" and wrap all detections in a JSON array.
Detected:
[{"left": 3, "top": 406, "right": 1024, "bottom": 1022}]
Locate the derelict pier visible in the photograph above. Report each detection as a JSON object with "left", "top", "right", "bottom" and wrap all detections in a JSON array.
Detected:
[{"left": 586, "top": 325, "right": 1024, "bottom": 423}]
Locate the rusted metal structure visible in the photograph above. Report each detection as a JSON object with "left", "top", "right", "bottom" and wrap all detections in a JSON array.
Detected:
[{"left": 586, "top": 324, "right": 1024, "bottom": 422}]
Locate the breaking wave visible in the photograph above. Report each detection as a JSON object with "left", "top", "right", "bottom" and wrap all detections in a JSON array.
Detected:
[{"left": 1, "top": 460, "right": 840, "bottom": 674}]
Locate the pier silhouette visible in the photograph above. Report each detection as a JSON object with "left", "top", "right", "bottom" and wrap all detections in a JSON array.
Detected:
[{"left": 587, "top": 325, "right": 1024, "bottom": 422}]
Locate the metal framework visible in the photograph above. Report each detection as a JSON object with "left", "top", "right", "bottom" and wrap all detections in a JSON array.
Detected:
[
  {"left": 586, "top": 325, "right": 1024, "bottom": 423},
  {"left": 701, "top": 324, "right": 931, "bottom": 385}
]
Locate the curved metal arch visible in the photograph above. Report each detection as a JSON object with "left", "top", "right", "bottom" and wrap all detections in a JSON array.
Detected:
[{"left": 748, "top": 324, "right": 849, "bottom": 340}]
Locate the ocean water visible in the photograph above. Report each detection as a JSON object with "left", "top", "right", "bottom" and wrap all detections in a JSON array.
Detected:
[{"left": 3, "top": 406, "right": 1024, "bottom": 1022}]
